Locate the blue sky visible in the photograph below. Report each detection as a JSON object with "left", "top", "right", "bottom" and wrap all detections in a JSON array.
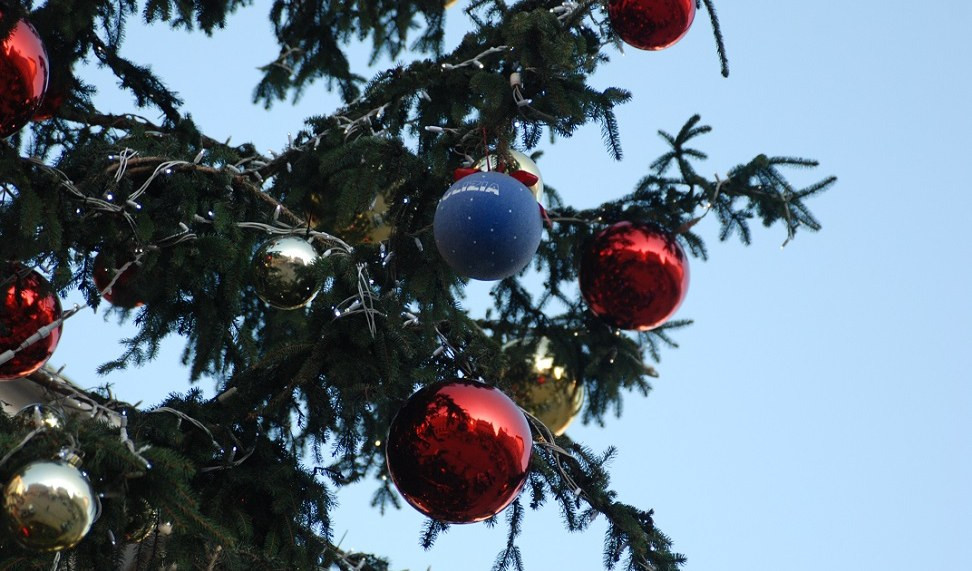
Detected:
[{"left": 41, "top": 1, "right": 971, "bottom": 569}]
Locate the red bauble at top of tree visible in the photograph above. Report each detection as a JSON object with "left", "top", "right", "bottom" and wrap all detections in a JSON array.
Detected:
[
  {"left": 579, "top": 221, "right": 690, "bottom": 331},
  {"left": 608, "top": 0, "right": 696, "bottom": 51},
  {"left": 0, "top": 13, "right": 49, "bottom": 138},
  {"left": 0, "top": 263, "right": 63, "bottom": 380},
  {"left": 385, "top": 378, "right": 533, "bottom": 523}
]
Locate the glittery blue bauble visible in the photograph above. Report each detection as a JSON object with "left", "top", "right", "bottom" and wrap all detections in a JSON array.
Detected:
[{"left": 433, "top": 171, "right": 543, "bottom": 281}]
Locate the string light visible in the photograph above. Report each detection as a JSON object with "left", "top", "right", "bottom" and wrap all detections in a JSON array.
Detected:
[
  {"left": 550, "top": 1, "right": 586, "bottom": 22},
  {"left": 440, "top": 45, "right": 510, "bottom": 71}
]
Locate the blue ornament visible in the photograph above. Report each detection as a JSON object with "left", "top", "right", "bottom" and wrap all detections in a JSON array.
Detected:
[{"left": 433, "top": 171, "right": 543, "bottom": 281}]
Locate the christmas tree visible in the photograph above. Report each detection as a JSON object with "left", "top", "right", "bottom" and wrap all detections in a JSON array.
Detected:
[{"left": 0, "top": 0, "right": 836, "bottom": 569}]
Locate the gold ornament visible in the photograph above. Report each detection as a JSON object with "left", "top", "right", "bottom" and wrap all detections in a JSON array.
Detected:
[
  {"left": 303, "top": 173, "right": 405, "bottom": 244},
  {"left": 303, "top": 191, "right": 393, "bottom": 244},
  {"left": 338, "top": 193, "right": 393, "bottom": 244},
  {"left": 3, "top": 452, "right": 99, "bottom": 551},
  {"left": 251, "top": 236, "right": 321, "bottom": 310},
  {"left": 444, "top": 0, "right": 459, "bottom": 8},
  {"left": 506, "top": 337, "right": 584, "bottom": 436},
  {"left": 475, "top": 149, "right": 544, "bottom": 204},
  {"left": 123, "top": 498, "right": 160, "bottom": 543}
]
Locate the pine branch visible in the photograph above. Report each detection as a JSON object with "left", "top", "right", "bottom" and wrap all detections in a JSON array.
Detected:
[{"left": 700, "top": 0, "right": 730, "bottom": 78}]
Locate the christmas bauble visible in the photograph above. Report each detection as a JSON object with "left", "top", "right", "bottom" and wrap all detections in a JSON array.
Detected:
[
  {"left": 93, "top": 251, "right": 145, "bottom": 309},
  {"left": 1, "top": 264, "right": 62, "bottom": 380},
  {"left": 30, "top": 65, "right": 71, "bottom": 122},
  {"left": 251, "top": 236, "right": 321, "bottom": 310},
  {"left": 433, "top": 171, "right": 543, "bottom": 281},
  {"left": 13, "top": 403, "right": 62, "bottom": 429},
  {"left": 579, "top": 222, "right": 689, "bottom": 331},
  {"left": 385, "top": 379, "right": 533, "bottom": 523},
  {"left": 0, "top": 15, "right": 49, "bottom": 138},
  {"left": 30, "top": 88, "right": 63, "bottom": 122},
  {"left": 305, "top": 191, "right": 394, "bottom": 244},
  {"left": 123, "top": 499, "right": 159, "bottom": 543},
  {"left": 474, "top": 149, "right": 544, "bottom": 204},
  {"left": 505, "top": 337, "right": 584, "bottom": 436},
  {"left": 2, "top": 454, "right": 98, "bottom": 551},
  {"left": 341, "top": 192, "right": 393, "bottom": 244},
  {"left": 607, "top": 0, "right": 696, "bottom": 51}
]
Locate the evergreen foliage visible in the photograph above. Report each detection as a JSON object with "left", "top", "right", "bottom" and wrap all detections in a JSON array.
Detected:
[{"left": 0, "top": 0, "right": 834, "bottom": 568}]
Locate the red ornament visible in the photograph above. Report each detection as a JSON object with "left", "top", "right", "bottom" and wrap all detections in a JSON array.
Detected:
[
  {"left": 31, "top": 77, "right": 65, "bottom": 122},
  {"left": 30, "top": 90, "right": 61, "bottom": 121},
  {"left": 93, "top": 251, "right": 144, "bottom": 308},
  {"left": 385, "top": 379, "right": 533, "bottom": 523},
  {"left": 607, "top": 0, "right": 696, "bottom": 51},
  {"left": 0, "top": 264, "right": 62, "bottom": 380},
  {"left": 0, "top": 14, "right": 49, "bottom": 137},
  {"left": 579, "top": 222, "right": 689, "bottom": 331}
]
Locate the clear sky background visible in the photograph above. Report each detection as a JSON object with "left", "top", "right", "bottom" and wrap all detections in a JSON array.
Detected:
[{"left": 36, "top": 1, "right": 972, "bottom": 570}]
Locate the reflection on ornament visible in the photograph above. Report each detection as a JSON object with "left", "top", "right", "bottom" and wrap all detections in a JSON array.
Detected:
[
  {"left": 385, "top": 379, "right": 532, "bottom": 523},
  {"left": 31, "top": 68, "right": 68, "bottom": 122},
  {"left": 303, "top": 188, "right": 397, "bottom": 244},
  {"left": 340, "top": 193, "right": 393, "bottom": 244},
  {"left": 123, "top": 498, "right": 160, "bottom": 543},
  {"left": 0, "top": 15, "right": 49, "bottom": 137},
  {"left": 474, "top": 149, "right": 544, "bottom": 204},
  {"left": 30, "top": 89, "right": 63, "bottom": 122},
  {"left": 251, "top": 236, "right": 321, "bottom": 310},
  {"left": 1, "top": 263, "right": 63, "bottom": 380},
  {"left": 304, "top": 191, "right": 393, "bottom": 244},
  {"left": 506, "top": 337, "right": 584, "bottom": 436},
  {"left": 433, "top": 171, "right": 543, "bottom": 281},
  {"left": 579, "top": 221, "right": 689, "bottom": 331},
  {"left": 92, "top": 250, "right": 145, "bottom": 308},
  {"left": 2, "top": 452, "right": 99, "bottom": 551},
  {"left": 607, "top": 0, "right": 696, "bottom": 51},
  {"left": 13, "top": 403, "right": 62, "bottom": 429}
]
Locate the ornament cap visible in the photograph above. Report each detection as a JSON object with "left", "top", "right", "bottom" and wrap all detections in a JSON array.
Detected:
[
  {"left": 510, "top": 170, "right": 540, "bottom": 187},
  {"left": 453, "top": 166, "right": 480, "bottom": 181},
  {"left": 58, "top": 448, "right": 84, "bottom": 468}
]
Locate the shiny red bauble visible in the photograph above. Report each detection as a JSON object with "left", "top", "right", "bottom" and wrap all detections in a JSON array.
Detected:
[
  {"left": 385, "top": 379, "right": 533, "bottom": 523},
  {"left": 31, "top": 77, "right": 66, "bottom": 122},
  {"left": 93, "top": 251, "right": 145, "bottom": 308},
  {"left": 579, "top": 222, "right": 689, "bottom": 331},
  {"left": 0, "top": 15, "right": 49, "bottom": 137},
  {"left": 1, "top": 264, "right": 62, "bottom": 380},
  {"left": 607, "top": 0, "right": 696, "bottom": 51}
]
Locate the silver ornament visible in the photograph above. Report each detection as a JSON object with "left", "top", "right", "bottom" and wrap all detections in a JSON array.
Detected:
[
  {"left": 251, "top": 236, "right": 321, "bottom": 310},
  {"left": 13, "top": 403, "right": 63, "bottom": 430},
  {"left": 3, "top": 452, "right": 99, "bottom": 551}
]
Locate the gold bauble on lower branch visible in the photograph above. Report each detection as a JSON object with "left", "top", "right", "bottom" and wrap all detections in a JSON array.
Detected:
[
  {"left": 251, "top": 236, "right": 323, "bottom": 310},
  {"left": 504, "top": 337, "right": 584, "bottom": 436},
  {"left": 123, "top": 498, "right": 160, "bottom": 543},
  {"left": 2, "top": 451, "right": 99, "bottom": 552},
  {"left": 474, "top": 149, "right": 544, "bottom": 204}
]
